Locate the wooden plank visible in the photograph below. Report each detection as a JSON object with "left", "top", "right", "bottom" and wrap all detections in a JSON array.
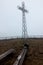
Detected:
[
  {"left": 0, "top": 49, "right": 15, "bottom": 60},
  {"left": 13, "top": 44, "right": 28, "bottom": 65}
]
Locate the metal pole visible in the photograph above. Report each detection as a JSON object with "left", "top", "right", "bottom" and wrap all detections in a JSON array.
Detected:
[{"left": 18, "top": 2, "right": 28, "bottom": 43}]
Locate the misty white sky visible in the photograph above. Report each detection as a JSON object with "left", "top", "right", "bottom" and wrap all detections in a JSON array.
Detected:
[{"left": 0, "top": 0, "right": 43, "bottom": 37}]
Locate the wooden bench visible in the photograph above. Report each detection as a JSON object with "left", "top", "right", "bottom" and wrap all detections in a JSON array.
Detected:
[{"left": 0, "top": 49, "right": 15, "bottom": 60}]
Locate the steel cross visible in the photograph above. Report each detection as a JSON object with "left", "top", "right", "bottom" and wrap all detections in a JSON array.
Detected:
[{"left": 18, "top": 2, "right": 28, "bottom": 39}]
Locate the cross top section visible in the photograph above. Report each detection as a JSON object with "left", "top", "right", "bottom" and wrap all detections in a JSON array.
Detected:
[{"left": 18, "top": 2, "right": 28, "bottom": 13}]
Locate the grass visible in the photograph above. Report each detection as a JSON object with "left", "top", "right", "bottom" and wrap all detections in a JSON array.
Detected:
[{"left": 0, "top": 38, "right": 43, "bottom": 65}]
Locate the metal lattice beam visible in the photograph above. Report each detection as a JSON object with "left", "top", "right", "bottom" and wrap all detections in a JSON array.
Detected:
[{"left": 18, "top": 2, "right": 28, "bottom": 39}]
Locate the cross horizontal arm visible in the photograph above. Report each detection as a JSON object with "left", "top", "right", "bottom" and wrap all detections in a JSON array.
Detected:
[{"left": 18, "top": 6, "right": 28, "bottom": 13}]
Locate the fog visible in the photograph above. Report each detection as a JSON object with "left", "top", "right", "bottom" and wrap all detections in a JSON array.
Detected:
[{"left": 0, "top": 0, "right": 43, "bottom": 38}]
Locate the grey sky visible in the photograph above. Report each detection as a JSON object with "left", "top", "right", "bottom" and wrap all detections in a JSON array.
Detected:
[{"left": 0, "top": 0, "right": 43, "bottom": 37}]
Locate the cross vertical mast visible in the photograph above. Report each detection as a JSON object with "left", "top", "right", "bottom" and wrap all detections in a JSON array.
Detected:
[{"left": 18, "top": 2, "right": 28, "bottom": 42}]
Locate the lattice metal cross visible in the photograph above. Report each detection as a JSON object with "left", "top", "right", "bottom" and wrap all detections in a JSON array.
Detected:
[{"left": 18, "top": 2, "right": 28, "bottom": 39}]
